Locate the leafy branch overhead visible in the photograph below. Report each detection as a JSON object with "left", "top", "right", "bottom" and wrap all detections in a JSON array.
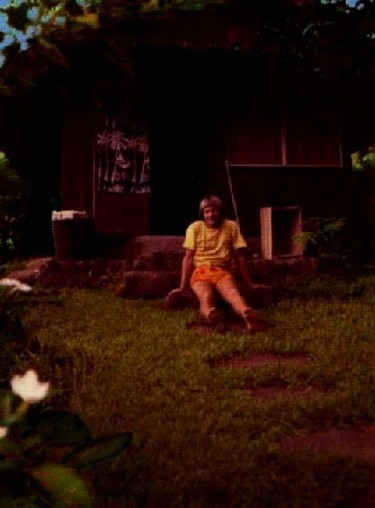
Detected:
[
  {"left": 0, "top": 0, "right": 374, "bottom": 91},
  {"left": 0, "top": 0, "right": 225, "bottom": 66},
  {"left": 256, "top": 0, "right": 375, "bottom": 80},
  {"left": 0, "top": 0, "right": 226, "bottom": 92}
]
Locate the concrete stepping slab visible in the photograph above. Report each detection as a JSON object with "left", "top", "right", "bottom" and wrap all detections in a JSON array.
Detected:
[
  {"left": 278, "top": 429, "right": 375, "bottom": 507},
  {"left": 278, "top": 428, "right": 375, "bottom": 465}
]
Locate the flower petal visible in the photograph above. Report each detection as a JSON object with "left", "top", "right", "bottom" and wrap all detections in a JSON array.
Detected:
[
  {"left": 10, "top": 369, "right": 50, "bottom": 403},
  {"left": 0, "top": 278, "right": 20, "bottom": 287},
  {"left": 15, "top": 283, "right": 32, "bottom": 293}
]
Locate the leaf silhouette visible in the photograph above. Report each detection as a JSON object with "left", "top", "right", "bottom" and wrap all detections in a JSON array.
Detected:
[
  {"left": 30, "top": 464, "right": 91, "bottom": 507},
  {"left": 63, "top": 432, "right": 132, "bottom": 470}
]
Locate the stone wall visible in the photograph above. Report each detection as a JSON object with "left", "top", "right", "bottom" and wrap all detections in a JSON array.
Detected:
[{"left": 7, "top": 255, "right": 318, "bottom": 299}]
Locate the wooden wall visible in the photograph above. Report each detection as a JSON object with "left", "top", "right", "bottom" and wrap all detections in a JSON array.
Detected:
[
  {"left": 61, "top": 86, "right": 95, "bottom": 214},
  {"left": 59, "top": 48, "right": 374, "bottom": 238},
  {"left": 213, "top": 166, "right": 355, "bottom": 236}
]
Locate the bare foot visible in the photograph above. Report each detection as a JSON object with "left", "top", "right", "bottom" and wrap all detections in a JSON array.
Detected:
[
  {"left": 207, "top": 307, "right": 223, "bottom": 327},
  {"left": 245, "top": 321, "right": 253, "bottom": 333},
  {"left": 243, "top": 307, "right": 260, "bottom": 333}
]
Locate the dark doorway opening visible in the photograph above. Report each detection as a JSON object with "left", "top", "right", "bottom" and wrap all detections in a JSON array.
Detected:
[{"left": 139, "top": 48, "right": 222, "bottom": 234}]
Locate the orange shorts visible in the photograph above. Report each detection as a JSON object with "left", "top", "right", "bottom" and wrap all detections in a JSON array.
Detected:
[{"left": 190, "top": 266, "right": 233, "bottom": 286}]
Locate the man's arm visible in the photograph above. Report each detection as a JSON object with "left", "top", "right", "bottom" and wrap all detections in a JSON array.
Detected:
[
  {"left": 179, "top": 249, "right": 195, "bottom": 292},
  {"left": 232, "top": 248, "right": 255, "bottom": 291},
  {"left": 233, "top": 248, "right": 272, "bottom": 305}
]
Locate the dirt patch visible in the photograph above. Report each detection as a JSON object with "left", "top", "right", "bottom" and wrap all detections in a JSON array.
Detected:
[{"left": 209, "top": 352, "right": 309, "bottom": 369}]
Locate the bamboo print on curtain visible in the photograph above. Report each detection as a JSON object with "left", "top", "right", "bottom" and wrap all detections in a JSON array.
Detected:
[{"left": 95, "top": 104, "right": 150, "bottom": 194}]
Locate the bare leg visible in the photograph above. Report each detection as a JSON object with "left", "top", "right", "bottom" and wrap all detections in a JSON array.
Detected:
[
  {"left": 191, "top": 280, "right": 219, "bottom": 324},
  {"left": 216, "top": 277, "right": 255, "bottom": 331}
]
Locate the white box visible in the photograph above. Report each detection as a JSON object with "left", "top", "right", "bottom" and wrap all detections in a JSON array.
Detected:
[{"left": 260, "top": 206, "right": 303, "bottom": 259}]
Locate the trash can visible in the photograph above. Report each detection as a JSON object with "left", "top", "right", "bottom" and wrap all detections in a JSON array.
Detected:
[{"left": 52, "top": 211, "right": 93, "bottom": 260}]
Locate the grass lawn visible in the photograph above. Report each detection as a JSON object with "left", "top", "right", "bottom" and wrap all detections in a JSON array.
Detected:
[{"left": 16, "top": 273, "right": 375, "bottom": 507}]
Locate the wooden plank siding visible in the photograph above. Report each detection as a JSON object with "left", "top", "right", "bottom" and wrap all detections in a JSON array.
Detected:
[
  {"left": 94, "top": 193, "right": 149, "bottom": 235},
  {"left": 223, "top": 167, "right": 353, "bottom": 236},
  {"left": 61, "top": 89, "right": 95, "bottom": 214},
  {"left": 59, "top": 47, "right": 368, "bottom": 238}
]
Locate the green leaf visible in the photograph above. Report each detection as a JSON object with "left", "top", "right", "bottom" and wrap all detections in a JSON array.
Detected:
[
  {"left": 0, "top": 462, "right": 32, "bottom": 497},
  {"left": 30, "top": 464, "right": 91, "bottom": 507},
  {"left": 351, "top": 151, "right": 364, "bottom": 171},
  {"left": 36, "top": 38, "right": 70, "bottom": 69},
  {"left": 25, "top": 410, "right": 92, "bottom": 447},
  {"left": 0, "top": 438, "right": 23, "bottom": 461},
  {"left": 0, "top": 79, "right": 14, "bottom": 96},
  {"left": 6, "top": 4, "right": 29, "bottom": 32},
  {"left": 63, "top": 432, "right": 133, "bottom": 470},
  {"left": 0, "top": 496, "right": 46, "bottom": 508},
  {"left": 0, "top": 460, "right": 18, "bottom": 472}
]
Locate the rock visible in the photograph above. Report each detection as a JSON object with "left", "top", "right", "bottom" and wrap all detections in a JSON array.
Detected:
[
  {"left": 120, "top": 270, "right": 181, "bottom": 298},
  {"left": 7, "top": 257, "right": 54, "bottom": 286},
  {"left": 164, "top": 289, "right": 197, "bottom": 311}
]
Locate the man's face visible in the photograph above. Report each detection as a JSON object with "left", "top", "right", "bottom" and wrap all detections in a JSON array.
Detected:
[{"left": 203, "top": 206, "right": 220, "bottom": 228}]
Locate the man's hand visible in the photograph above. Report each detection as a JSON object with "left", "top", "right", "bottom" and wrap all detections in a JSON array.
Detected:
[
  {"left": 171, "top": 287, "right": 189, "bottom": 297},
  {"left": 179, "top": 249, "right": 195, "bottom": 295},
  {"left": 247, "top": 283, "right": 272, "bottom": 294}
]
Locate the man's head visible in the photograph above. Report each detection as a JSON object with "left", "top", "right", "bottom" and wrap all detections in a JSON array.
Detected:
[{"left": 199, "top": 195, "right": 224, "bottom": 228}]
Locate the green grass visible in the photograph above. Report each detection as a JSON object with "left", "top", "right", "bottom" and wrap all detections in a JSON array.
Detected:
[{"left": 16, "top": 274, "right": 375, "bottom": 507}]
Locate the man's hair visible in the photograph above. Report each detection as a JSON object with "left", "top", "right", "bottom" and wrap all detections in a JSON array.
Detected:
[{"left": 199, "top": 196, "right": 223, "bottom": 217}]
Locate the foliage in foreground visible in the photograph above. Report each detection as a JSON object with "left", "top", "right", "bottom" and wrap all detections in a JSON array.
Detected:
[
  {"left": 0, "top": 283, "right": 134, "bottom": 507},
  {"left": 9, "top": 273, "right": 374, "bottom": 507},
  {"left": 0, "top": 396, "right": 133, "bottom": 506},
  {"left": 0, "top": 153, "right": 55, "bottom": 263}
]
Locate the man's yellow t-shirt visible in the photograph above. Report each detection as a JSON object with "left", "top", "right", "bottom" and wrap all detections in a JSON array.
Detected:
[{"left": 183, "top": 219, "right": 247, "bottom": 269}]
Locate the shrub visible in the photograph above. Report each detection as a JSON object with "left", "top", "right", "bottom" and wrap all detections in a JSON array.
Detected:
[
  {"left": 0, "top": 152, "right": 55, "bottom": 264},
  {"left": 293, "top": 215, "right": 371, "bottom": 263}
]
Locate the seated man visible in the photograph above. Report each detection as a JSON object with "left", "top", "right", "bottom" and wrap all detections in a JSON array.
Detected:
[{"left": 176, "top": 195, "right": 268, "bottom": 332}]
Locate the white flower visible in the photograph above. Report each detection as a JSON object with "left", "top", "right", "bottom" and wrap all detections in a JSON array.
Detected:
[
  {"left": 0, "top": 278, "right": 20, "bottom": 287},
  {"left": 0, "top": 278, "right": 32, "bottom": 293},
  {"left": 0, "top": 426, "right": 8, "bottom": 439},
  {"left": 10, "top": 282, "right": 32, "bottom": 293},
  {"left": 10, "top": 370, "right": 50, "bottom": 403}
]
